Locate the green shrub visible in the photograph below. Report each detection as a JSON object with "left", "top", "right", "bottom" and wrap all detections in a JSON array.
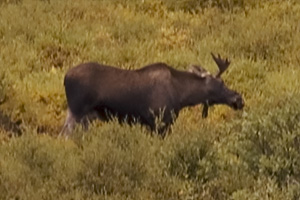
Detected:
[
  {"left": 168, "top": 138, "right": 218, "bottom": 183},
  {"left": 0, "top": 0, "right": 300, "bottom": 199},
  {"left": 231, "top": 177, "right": 288, "bottom": 200},
  {"left": 162, "top": 0, "right": 269, "bottom": 12},
  {"left": 0, "top": 131, "right": 81, "bottom": 199},
  {"left": 220, "top": 95, "right": 300, "bottom": 186}
]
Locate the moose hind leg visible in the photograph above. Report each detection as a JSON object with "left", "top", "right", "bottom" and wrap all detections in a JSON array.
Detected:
[
  {"left": 80, "top": 113, "right": 97, "bottom": 131},
  {"left": 59, "top": 109, "right": 77, "bottom": 137}
]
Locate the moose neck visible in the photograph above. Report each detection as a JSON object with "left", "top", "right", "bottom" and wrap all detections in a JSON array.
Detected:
[{"left": 177, "top": 74, "right": 209, "bottom": 108}]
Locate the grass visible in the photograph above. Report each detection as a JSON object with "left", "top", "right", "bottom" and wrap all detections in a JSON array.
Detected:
[{"left": 0, "top": 0, "right": 300, "bottom": 199}]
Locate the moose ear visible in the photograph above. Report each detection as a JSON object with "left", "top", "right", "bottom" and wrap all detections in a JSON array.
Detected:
[{"left": 188, "top": 65, "right": 210, "bottom": 78}]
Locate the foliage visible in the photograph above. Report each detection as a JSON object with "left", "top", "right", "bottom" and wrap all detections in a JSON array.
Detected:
[{"left": 0, "top": 0, "right": 300, "bottom": 199}]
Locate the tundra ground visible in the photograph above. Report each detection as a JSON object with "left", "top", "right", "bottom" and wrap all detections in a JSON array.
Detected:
[{"left": 0, "top": 0, "right": 300, "bottom": 199}]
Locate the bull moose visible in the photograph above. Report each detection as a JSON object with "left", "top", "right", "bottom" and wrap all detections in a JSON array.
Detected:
[{"left": 59, "top": 53, "right": 244, "bottom": 136}]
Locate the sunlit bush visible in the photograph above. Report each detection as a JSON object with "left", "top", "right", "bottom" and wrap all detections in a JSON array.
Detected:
[{"left": 0, "top": 0, "right": 300, "bottom": 199}]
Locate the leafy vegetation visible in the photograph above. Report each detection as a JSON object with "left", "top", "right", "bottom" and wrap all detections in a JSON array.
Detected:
[{"left": 0, "top": 0, "right": 300, "bottom": 199}]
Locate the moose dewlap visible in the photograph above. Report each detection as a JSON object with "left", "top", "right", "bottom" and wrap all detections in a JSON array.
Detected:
[{"left": 60, "top": 53, "right": 244, "bottom": 136}]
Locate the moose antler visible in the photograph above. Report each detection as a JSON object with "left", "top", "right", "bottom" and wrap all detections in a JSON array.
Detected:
[{"left": 211, "top": 53, "right": 230, "bottom": 78}]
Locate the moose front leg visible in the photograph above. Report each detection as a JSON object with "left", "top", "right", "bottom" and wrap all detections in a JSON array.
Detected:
[{"left": 202, "top": 101, "right": 209, "bottom": 118}]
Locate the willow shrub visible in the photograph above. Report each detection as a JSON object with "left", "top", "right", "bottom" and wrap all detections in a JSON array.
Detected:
[{"left": 1, "top": 0, "right": 300, "bottom": 199}]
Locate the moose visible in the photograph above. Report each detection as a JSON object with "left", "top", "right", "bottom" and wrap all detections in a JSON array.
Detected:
[{"left": 59, "top": 53, "right": 244, "bottom": 136}]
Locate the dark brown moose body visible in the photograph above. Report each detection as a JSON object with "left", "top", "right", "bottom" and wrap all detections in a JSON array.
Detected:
[{"left": 60, "top": 53, "right": 244, "bottom": 136}]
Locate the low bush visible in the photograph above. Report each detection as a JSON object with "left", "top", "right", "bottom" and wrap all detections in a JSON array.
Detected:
[{"left": 0, "top": 0, "right": 300, "bottom": 199}]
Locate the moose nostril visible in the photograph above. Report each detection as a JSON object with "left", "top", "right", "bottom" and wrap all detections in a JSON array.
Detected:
[
  {"left": 238, "top": 98, "right": 245, "bottom": 108},
  {"left": 234, "top": 96, "right": 244, "bottom": 109},
  {"left": 237, "top": 96, "right": 242, "bottom": 102},
  {"left": 234, "top": 97, "right": 239, "bottom": 103}
]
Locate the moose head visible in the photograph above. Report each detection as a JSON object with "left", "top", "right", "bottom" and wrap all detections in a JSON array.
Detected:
[{"left": 189, "top": 53, "right": 244, "bottom": 118}]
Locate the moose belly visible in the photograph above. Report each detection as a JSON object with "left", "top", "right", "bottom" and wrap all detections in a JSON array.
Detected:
[{"left": 93, "top": 105, "right": 146, "bottom": 124}]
